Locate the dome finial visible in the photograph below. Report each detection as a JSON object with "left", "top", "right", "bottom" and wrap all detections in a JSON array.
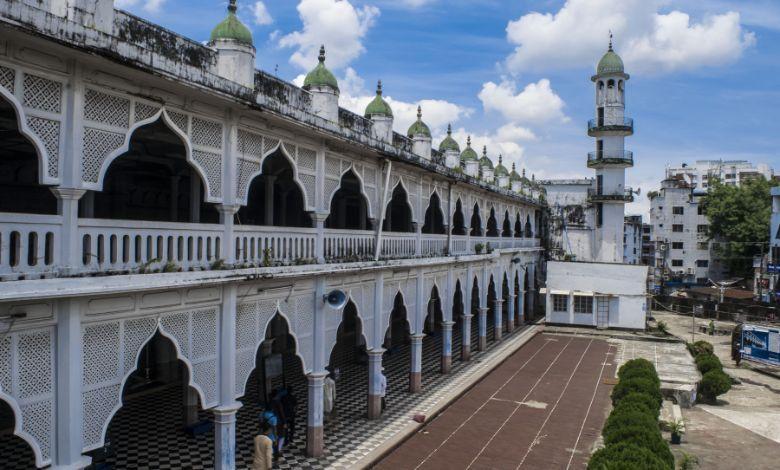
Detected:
[
  {"left": 499, "top": 155, "right": 503, "bottom": 165},
  {"left": 318, "top": 45, "right": 326, "bottom": 63},
  {"left": 512, "top": 162, "right": 516, "bottom": 171},
  {"left": 417, "top": 105, "right": 422, "bottom": 120},
  {"left": 482, "top": 145, "right": 487, "bottom": 157},
  {"left": 376, "top": 80, "right": 383, "bottom": 96},
  {"left": 447, "top": 123, "right": 452, "bottom": 135},
  {"left": 522, "top": 168, "right": 526, "bottom": 178},
  {"left": 467, "top": 135, "right": 472, "bottom": 147},
  {"left": 608, "top": 30, "right": 613, "bottom": 51},
  {"left": 228, "top": 0, "right": 237, "bottom": 14}
]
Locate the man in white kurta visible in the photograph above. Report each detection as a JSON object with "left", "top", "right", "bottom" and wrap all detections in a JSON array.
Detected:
[{"left": 323, "top": 373, "right": 336, "bottom": 421}]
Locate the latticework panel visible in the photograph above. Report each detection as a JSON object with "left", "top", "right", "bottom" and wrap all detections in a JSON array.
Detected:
[
  {"left": 84, "top": 89, "right": 130, "bottom": 128},
  {"left": 0, "top": 335, "right": 11, "bottom": 394},
  {"left": 233, "top": 300, "right": 279, "bottom": 398},
  {"left": 191, "top": 117, "right": 223, "bottom": 149},
  {"left": 0, "top": 64, "right": 15, "bottom": 92},
  {"left": 82, "top": 322, "right": 121, "bottom": 386},
  {"left": 299, "top": 173, "right": 316, "bottom": 208},
  {"left": 325, "top": 156, "right": 340, "bottom": 177},
  {"left": 263, "top": 136, "right": 280, "bottom": 155},
  {"left": 20, "top": 400, "right": 53, "bottom": 463},
  {"left": 26, "top": 116, "right": 60, "bottom": 178},
  {"left": 192, "top": 150, "right": 223, "bottom": 199},
  {"left": 81, "top": 127, "right": 125, "bottom": 183},
  {"left": 298, "top": 147, "right": 317, "bottom": 171},
  {"left": 134, "top": 102, "right": 161, "bottom": 123},
  {"left": 82, "top": 384, "right": 121, "bottom": 450},
  {"left": 23, "top": 74, "right": 61, "bottom": 113},
  {"left": 166, "top": 110, "right": 188, "bottom": 134},
  {"left": 236, "top": 158, "right": 261, "bottom": 201},
  {"left": 237, "top": 129, "right": 264, "bottom": 159}
]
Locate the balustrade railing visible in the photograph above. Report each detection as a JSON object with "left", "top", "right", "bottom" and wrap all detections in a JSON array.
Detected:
[
  {"left": 79, "top": 219, "right": 223, "bottom": 272},
  {"left": 0, "top": 213, "right": 61, "bottom": 279},
  {"left": 381, "top": 232, "right": 417, "bottom": 259},
  {"left": 323, "top": 229, "right": 375, "bottom": 261},
  {"left": 420, "top": 234, "right": 448, "bottom": 257},
  {"left": 235, "top": 225, "right": 317, "bottom": 265},
  {"left": 451, "top": 235, "right": 470, "bottom": 255}
]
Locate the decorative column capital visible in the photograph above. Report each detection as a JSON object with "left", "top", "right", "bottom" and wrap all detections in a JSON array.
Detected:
[
  {"left": 310, "top": 211, "right": 330, "bottom": 223},
  {"left": 216, "top": 203, "right": 241, "bottom": 215},
  {"left": 213, "top": 402, "right": 243, "bottom": 417},
  {"left": 411, "top": 333, "right": 426, "bottom": 341},
  {"left": 50, "top": 187, "right": 86, "bottom": 200}
]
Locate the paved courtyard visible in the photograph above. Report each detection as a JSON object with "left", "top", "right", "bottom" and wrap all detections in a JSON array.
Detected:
[{"left": 375, "top": 334, "right": 617, "bottom": 470}]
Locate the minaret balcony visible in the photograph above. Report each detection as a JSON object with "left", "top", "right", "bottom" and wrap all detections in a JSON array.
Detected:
[
  {"left": 587, "top": 150, "right": 633, "bottom": 168},
  {"left": 588, "top": 187, "right": 634, "bottom": 203},
  {"left": 587, "top": 117, "right": 633, "bottom": 136}
]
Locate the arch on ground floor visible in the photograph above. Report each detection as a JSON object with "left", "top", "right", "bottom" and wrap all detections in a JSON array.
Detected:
[
  {"left": 0, "top": 392, "right": 44, "bottom": 468},
  {"left": 326, "top": 300, "right": 368, "bottom": 370},
  {"left": 0, "top": 86, "right": 56, "bottom": 186}
]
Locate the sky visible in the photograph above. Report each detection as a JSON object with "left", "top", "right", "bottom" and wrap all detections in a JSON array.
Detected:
[{"left": 116, "top": 0, "right": 780, "bottom": 217}]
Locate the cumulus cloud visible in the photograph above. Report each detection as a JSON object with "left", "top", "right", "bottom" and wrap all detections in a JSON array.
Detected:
[
  {"left": 116, "top": 0, "right": 166, "bottom": 13},
  {"left": 504, "top": 0, "right": 754, "bottom": 74},
  {"left": 478, "top": 79, "right": 567, "bottom": 124},
  {"left": 252, "top": 1, "right": 273, "bottom": 26},
  {"left": 280, "top": 0, "right": 380, "bottom": 70},
  {"left": 444, "top": 127, "right": 528, "bottom": 172}
]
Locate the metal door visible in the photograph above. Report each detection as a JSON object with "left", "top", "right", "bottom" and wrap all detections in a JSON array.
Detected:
[{"left": 596, "top": 296, "right": 609, "bottom": 329}]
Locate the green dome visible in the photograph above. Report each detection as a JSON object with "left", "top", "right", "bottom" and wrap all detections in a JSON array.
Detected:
[
  {"left": 438, "top": 124, "right": 460, "bottom": 153},
  {"left": 460, "top": 136, "right": 478, "bottom": 162},
  {"left": 479, "top": 146, "right": 494, "bottom": 169},
  {"left": 509, "top": 162, "right": 521, "bottom": 181},
  {"left": 210, "top": 1, "right": 253, "bottom": 46},
  {"left": 303, "top": 46, "right": 339, "bottom": 91},
  {"left": 407, "top": 106, "right": 431, "bottom": 138},
  {"left": 365, "top": 81, "right": 393, "bottom": 118},
  {"left": 494, "top": 155, "right": 508, "bottom": 177},
  {"left": 520, "top": 168, "right": 531, "bottom": 185},
  {"left": 597, "top": 41, "right": 624, "bottom": 75}
]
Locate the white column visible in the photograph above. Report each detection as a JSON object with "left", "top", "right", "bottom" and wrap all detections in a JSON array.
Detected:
[
  {"left": 306, "top": 373, "right": 326, "bottom": 457},
  {"left": 217, "top": 204, "right": 240, "bottom": 265},
  {"left": 311, "top": 211, "right": 329, "bottom": 263},
  {"left": 478, "top": 307, "right": 488, "bottom": 351},
  {"left": 507, "top": 294, "right": 516, "bottom": 331},
  {"left": 52, "top": 299, "right": 91, "bottom": 469},
  {"left": 367, "top": 350, "right": 384, "bottom": 419},
  {"left": 51, "top": 188, "right": 86, "bottom": 275},
  {"left": 569, "top": 292, "right": 575, "bottom": 325},
  {"left": 263, "top": 175, "right": 276, "bottom": 225},
  {"left": 494, "top": 299, "right": 504, "bottom": 341},
  {"left": 409, "top": 334, "right": 424, "bottom": 393},
  {"left": 441, "top": 321, "right": 454, "bottom": 374},
  {"left": 214, "top": 284, "right": 241, "bottom": 470}
]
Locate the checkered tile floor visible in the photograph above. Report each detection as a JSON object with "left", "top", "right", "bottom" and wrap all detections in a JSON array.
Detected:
[{"left": 0, "top": 314, "right": 530, "bottom": 469}]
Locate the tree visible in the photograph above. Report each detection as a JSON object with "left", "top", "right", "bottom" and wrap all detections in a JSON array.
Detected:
[{"left": 702, "top": 177, "right": 773, "bottom": 279}]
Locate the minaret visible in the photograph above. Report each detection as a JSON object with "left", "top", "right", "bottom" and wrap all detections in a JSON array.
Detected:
[
  {"left": 209, "top": 0, "right": 256, "bottom": 88},
  {"left": 588, "top": 35, "right": 634, "bottom": 263}
]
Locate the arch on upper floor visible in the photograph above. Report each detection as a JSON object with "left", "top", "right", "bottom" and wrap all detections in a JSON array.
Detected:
[
  {"left": 451, "top": 198, "right": 467, "bottom": 235},
  {"left": 383, "top": 181, "right": 415, "bottom": 233},
  {"left": 502, "top": 210, "right": 512, "bottom": 237},
  {"left": 0, "top": 391, "right": 46, "bottom": 468},
  {"left": 326, "top": 166, "right": 375, "bottom": 225},
  {"left": 486, "top": 207, "right": 499, "bottom": 237},
  {"left": 470, "top": 202, "right": 482, "bottom": 236},
  {"left": 0, "top": 87, "right": 56, "bottom": 187},
  {"left": 525, "top": 215, "right": 533, "bottom": 238},
  {"left": 514, "top": 212, "right": 523, "bottom": 238},
  {"left": 94, "top": 108, "right": 219, "bottom": 203},
  {"left": 422, "top": 190, "right": 446, "bottom": 235}
]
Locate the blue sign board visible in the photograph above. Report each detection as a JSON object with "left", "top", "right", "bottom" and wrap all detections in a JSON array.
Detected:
[
  {"left": 768, "top": 264, "right": 780, "bottom": 274},
  {"left": 741, "top": 324, "right": 780, "bottom": 367}
]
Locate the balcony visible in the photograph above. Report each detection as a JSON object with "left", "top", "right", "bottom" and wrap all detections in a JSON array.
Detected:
[
  {"left": 588, "top": 187, "right": 635, "bottom": 203},
  {"left": 587, "top": 150, "right": 633, "bottom": 168},
  {"left": 587, "top": 117, "right": 634, "bottom": 136}
]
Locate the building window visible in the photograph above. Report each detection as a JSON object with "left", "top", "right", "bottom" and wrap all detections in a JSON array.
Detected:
[
  {"left": 574, "top": 296, "right": 593, "bottom": 314},
  {"left": 552, "top": 294, "right": 568, "bottom": 312},
  {"left": 672, "top": 242, "right": 684, "bottom": 250},
  {"left": 697, "top": 242, "right": 709, "bottom": 250},
  {"left": 673, "top": 206, "right": 684, "bottom": 215},
  {"left": 696, "top": 277, "right": 708, "bottom": 285},
  {"left": 672, "top": 260, "right": 684, "bottom": 267},
  {"left": 596, "top": 203, "right": 603, "bottom": 227},
  {"left": 698, "top": 205, "right": 704, "bottom": 215},
  {"left": 658, "top": 206, "right": 664, "bottom": 211},
  {"left": 672, "top": 224, "right": 684, "bottom": 233},
  {"left": 697, "top": 224, "right": 708, "bottom": 233},
  {"left": 697, "top": 260, "right": 709, "bottom": 268}
]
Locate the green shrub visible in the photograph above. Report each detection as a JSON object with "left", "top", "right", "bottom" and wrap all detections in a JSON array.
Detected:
[
  {"left": 687, "top": 340, "right": 713, "bottom": 357},
  {"left": 587, "top": 443, "right": 669, "bottom": 470},
  {"left": 694, "top": 353, "right": 722, "bottom": 374},
  {"left": 613, "top": 392, "right": 660, "bottom": 417},
  {"left": 698, "top": 370, "right": 731, "bottom": 403},
  {"left": 603, "top": 409, "right": 659, "bottom": 442},
  {"left": 611, "top": 377, "right": 663, "bottom": 409},
  {"left": 617, "top": 358, "right": 656, "bottom": 380},
  {"left": 619, "top": 366, "right": 661, "bottom": 388},
  {"left": 604, "top": 425, "right": 674, "bottom": 469}
]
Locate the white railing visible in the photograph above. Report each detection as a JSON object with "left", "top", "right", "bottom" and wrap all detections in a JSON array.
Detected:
[
  {"left": 0, "top": 213, "right": 62, "bottom": 279},
  {"left": 79, "top": 219, "right": 223, "bottom": 272},
  {"left": 381, "top": 232, "right": 417, "bottom": 259},
  {"left": 421, "top": 234, "right": 448, "bottom": 257},
  {"left": 323, "top": 229, "right": 375, "bottom": 261},
  {"left": 235, "top": 225, "right": 317, "bottom": 265},
  {"left": 451, "top": 235, "right": 469, "bottom": 255}
]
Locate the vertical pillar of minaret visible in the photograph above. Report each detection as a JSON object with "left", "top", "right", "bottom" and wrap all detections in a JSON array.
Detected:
[{"left": 589, "top": 36, "right": 633, "bottom": 263}]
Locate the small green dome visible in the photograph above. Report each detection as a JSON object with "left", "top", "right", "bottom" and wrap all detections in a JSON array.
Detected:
[
  {"left": 479, "top": 146, "right": 494, "bottom": 169},
  {"left": 210, "top": 1, "right": 253, "bottom": 46},
  {"left": 438, "top": 124, "right": 460, "bottom": 153},
  {"left": 365, "top": 81, "right": 393, "bottom": 118},
  {"left": 520, "top": 168, "right": 532, "bottom": 185},
  {"left": 460, "top": 136, "right": 478, "bottom": 162},
  {"left": 303, "top": 46, "right": 339, "bottom": 91},
  {"left": 597, "top": 40, "right": 624, "bottom": 75},
  {"left": 509, "top": 162, "right": 521, "bottom": 181},
  {"left": 494, "top": 155, "right": 509, "bottom": 177},
  {"left": 407, "top": 106, "right": 431, "bottom": 138}
]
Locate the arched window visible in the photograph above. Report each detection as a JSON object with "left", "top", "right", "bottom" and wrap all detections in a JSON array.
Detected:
[
  {"left": 237, "top": 149, "right": 311, "bottom": 227},
  {"left": 422, "top": 192, "right": 445, "bottom": 235},
  {"left": 501, "top": 210, "right": 512, "bottom": 237},
  {"left": 0, "top": 96, "right": 57, "bottom": 214},
  {"left": 326, "top": 170, "right": 372, "bottom": 230},
  {"left": 486, "top": 208, "right": 499, "bottom": 237},
  {"left": 452, "top": 199, "right": 467, "bottom": 236},
  {"left": 383, "top": 184, "right": 413, "bottom": 233},
  {"left": 524, "top": 215, "right": 532, "bottom": 238},
  {"left": 598, "top": 81, "right": 604, "bottom": 90},
  {"left": 470, "top": 203, "right": 482, "bottom": 236},
  {"left": 607, "top": 79, "right": 615, "bottom": 88},
  {"left": 514, "top": 212, "right": 522, "bottom": 238},
  {"left": 87, "top": 119, "right": 219, "bottom": 223}
]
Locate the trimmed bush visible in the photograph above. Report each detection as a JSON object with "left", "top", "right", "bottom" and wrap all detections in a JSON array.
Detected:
[
  {"left": 695, "top": 353, "right": 722, "bottom": 375},
  {"left": 613, "top": 392, "right": 660, "bottom": 417},
  {"left": 604, "top": 425, "right": 675, "bottom": 469},
  {"left": 587, "top": 443, "right": 669, "bottom": 470},
  {"left": 699, "top": 370, "right": 731, "bottom": 403},
  {"left": 687, "top": 340, "right": 714, "bottom": 357},
  {"left": 617, "top": 358, "right": 656, "bottom": 380},
  {"left": 603, "top": 409, "right": 659, "bottom": 442},
  {"left": 611, "top": 376, "right": 663, "bottom": 409},
  {"left": 619, "top": 366, "right": 661, "bottom": 388}
]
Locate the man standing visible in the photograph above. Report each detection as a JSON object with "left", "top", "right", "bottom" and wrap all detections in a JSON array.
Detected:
[
  {"left": 379, "top": 366, "right": 387, "bottom": 412},
  {"left": 323, "top": 371, "right": 336, "bottom": 422}
]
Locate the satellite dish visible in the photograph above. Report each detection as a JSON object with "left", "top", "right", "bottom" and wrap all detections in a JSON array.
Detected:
[{"left": 323, "top": 289, "right": 348, "bottom": 310}]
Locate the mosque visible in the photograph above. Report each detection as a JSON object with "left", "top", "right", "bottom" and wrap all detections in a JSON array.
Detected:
[{"left": 0, "top": 1, "right": 642, "bottom": 468}]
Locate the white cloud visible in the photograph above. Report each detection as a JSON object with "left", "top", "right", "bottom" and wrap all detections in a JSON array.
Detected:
[
  {"left": 504, "top": 0, "right": 754, "bottom": 74},
  {"left": 116, "top": 0, "right": 165, "bottom": 13},
  {"left": 280, "top": 0, "right": 380, "bottom": 70},
  {"left": 252, "top": 1, "right": 273, "bottom": 26},
  {"left": 478, "top": 79, "right": 567, "bottom": 124},
  {"left": 438, "top": 127, "right": 532, "bottom": 174},
  {"left": 399, "top": 0, "right": 436, "bottom": 7}
]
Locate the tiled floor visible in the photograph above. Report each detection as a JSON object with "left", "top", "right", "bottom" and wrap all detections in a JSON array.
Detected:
[{"left": 0, "top": 314, "right": 531, "bottom": 469}]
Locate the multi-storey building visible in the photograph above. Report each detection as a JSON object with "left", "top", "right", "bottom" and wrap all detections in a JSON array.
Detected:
[
  {"left": 665, "top": 160, "right": 773, "bottom": 189},
  {"left": 623, "top": 215, "right": 642, "bottom": 265},
  {"left": 768, "top": 187, "right": 780, "bottom": 300},
  {"left": 641, "top": 223, "right": 655, "bottom": 267},
  {"left": 0, "top": 2, "right": 544, "bottom": 468}
]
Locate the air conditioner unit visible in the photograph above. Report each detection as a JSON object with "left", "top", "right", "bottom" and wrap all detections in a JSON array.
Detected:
[{"left": 687, "top": 268, "right": 695, "bottom": 275}]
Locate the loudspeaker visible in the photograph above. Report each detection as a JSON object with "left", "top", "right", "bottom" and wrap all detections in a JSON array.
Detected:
[{"left": 323, "top": 289, "right": 348, "bottom": 310}]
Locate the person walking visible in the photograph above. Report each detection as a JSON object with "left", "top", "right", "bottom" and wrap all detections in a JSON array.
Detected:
[
  {"left": 323, "top": 370, "right": 336, "bottom": 422},
  {"left": 252, "top": 422, "right": 274, "bottom": 470},
  {"left": 270, "top": 390, "right": 287, "bottom": 456},
  {"left": 378, "top": 366, "right": 387, "bottom": 412},
  {"left": 261, "top": 406, "right": 279, "bottom": 457},
  {"left": 278, "top": 387, "right": 298, "bottom": 445}
]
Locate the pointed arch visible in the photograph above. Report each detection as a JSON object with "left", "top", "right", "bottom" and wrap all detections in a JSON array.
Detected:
[
  {"left": 383, "top": 181, "right": 414, "bottom": 233},
  {"left": 326, "top": 299, "right": 369, "bottom": 367},
  {"left": 383, "top": 291, "right": 411, "bottom": 350},
  {"left": 502, "top": 210, "right": 512, "bottom": 237},
  {"left": 0, "top": 392, "right": 47, "bottom": 468},
  {"left": 0, "top": 86, "right": 56, "bottom": 185},
  {"left": 452, "top": 198, "right": 467, "bottom": 235},
  {"left": 525, "top": 215, "right": 533, "bottom": 238},
  {"left": 422, "top": 190, "right": 446, "bottom": 234},
  {"left": 515, "top": 212, "right": 523, "bottom": 238},
  {"left": 486, "top": 207, "right": 499, "bottom": 237},
  {"left": 470, "top": 202, "right": 482, "bottom": 236},
  {"left": 326, "top": 168, "right": 373, "bottom": 230}
]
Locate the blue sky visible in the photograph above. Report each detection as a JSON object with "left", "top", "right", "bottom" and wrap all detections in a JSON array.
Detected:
[{"left": 117, "top": 0, "right": 780, "bottom": 216}]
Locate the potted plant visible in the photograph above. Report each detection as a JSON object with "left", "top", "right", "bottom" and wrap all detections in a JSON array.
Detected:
[
  {"left": 474, "top": 243, "right": 484, "bottom": 254},
  {"left": 668, "top": 418, "right": 685, "bottom": 444}
]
